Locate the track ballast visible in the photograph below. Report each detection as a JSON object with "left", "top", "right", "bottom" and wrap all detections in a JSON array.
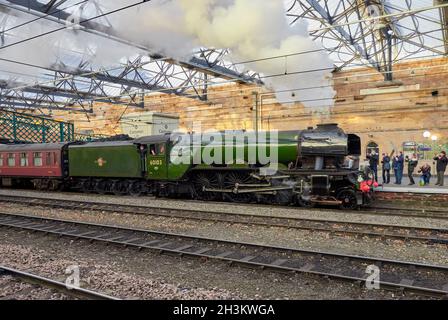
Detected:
[{"left": 0, "top": 212, "right": 447, "bottom": 298}]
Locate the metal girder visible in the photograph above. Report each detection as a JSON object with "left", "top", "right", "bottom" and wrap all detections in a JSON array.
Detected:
[
  {"left": 4, "top": 0, "right": 259, "bottom": 83},
  {"left": 0, "top": 69, "right": 144, "bottom": 110},
  {"left": 0, "top": 92, "right": 90, "bottom": 112},
  {"left": 0, "top": 0, "right": 260, "bottom": 113},
  {"left": 304, "top": 0, "right": 376, "bottom": 66},
  {"left": 287, "top": 0, "right": 447, "bottom": 77},
  {"left": 383, "top": 0, "right": 446, "bottom": 56},
  {"left": 436, "top": 0, "right": 448, "bottom": 53},
  {"left": 0, "top": 85, "right": 94, "bottom": 113},
  {"left": 288, "top": 0, "right": 392, "bottom": 75}
]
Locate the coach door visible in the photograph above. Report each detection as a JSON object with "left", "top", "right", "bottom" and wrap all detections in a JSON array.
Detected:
[{"left": 147, "top": 143, "right": 168, "bottom": 180}]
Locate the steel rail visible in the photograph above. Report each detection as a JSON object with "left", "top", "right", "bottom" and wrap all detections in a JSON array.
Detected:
[
  {"left": 0, "top": 212, "right": 447, "bottom": 298},
  {"left": 0, "top": 265, "right": 120, "bottom": 300},
  {"left": 0, "top": 194, "right": 446, "bottom": 245},
  {"left": 1, "top": 189, "right": 447, "bottom": 219}
]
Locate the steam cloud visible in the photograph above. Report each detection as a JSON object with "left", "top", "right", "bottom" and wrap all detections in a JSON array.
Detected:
[
  {"left": 0, "top": 0, "right": 335, "bottom": 107},
  {"left": 113, "top": 0, "right": 336, "bottom": 107}
]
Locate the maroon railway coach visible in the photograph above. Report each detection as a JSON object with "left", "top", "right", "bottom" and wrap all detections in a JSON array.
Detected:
[{"left": 0, "top": 143, "right": 69, "bottom": 190}]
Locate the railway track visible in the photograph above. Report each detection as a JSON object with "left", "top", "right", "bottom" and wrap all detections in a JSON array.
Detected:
[
  {"left": 0, "top": 189, "right": 448, "bottom": 220},
  {"left": 0, "top": 194, "right": 447, "bottom": 245},
  {"left": 0, "top": 212, "right": 447, "bottom": 298},
  {"left": 1, "top": 189, "right": 447, "bottom": 219},
  {"left": 0, "top": 265, "right": 120, "bottom": 300},
  {"left": 366, "top": 204, "right": 448, "bottom": 219}
]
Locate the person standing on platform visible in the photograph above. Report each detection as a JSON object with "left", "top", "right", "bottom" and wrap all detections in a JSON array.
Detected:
[
  {"left": 405, "top": 153, "right": 419, "bottom": 185},
  {"left": 433, "top": 151, "right": 448, "bottom": 186},
  {"left": 367, "top": 150, "right": 379, "bottom": 182},
  {"left": 418, "top": 163, "right": 431, "bottom": 185},
  {"left": 393, "top": 152, "right": 404, "bottom": 184},
  {"left": 399, "top": 152, "right": 405, "bottom": 184},
  {"left": 381, "top": 151, "right": 394, "bottom": 184}
]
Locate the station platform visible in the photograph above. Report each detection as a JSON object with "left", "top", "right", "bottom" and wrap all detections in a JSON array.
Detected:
[{"left": 376, "top": 176, "right": 448, "bottom": 194}]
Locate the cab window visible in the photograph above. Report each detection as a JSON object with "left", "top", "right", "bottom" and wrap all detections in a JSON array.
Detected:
[
  {"left": 157, "top": 144, "right": 166, "bottom": 155},
  {"left": 149, "top": 144, "right": 166, "bottom": 156},
  {"left": 0, "top": 154, "right": 3, "bottom": 167}
]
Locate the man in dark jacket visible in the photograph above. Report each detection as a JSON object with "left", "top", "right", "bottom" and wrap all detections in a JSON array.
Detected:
[
  {"left": 434, "top": 151, "right": 448, "bottom": 186},
  {"left": 381, "top": 151, "right": 393, "bottom": 184},
  {"left": 405, "top": 153, "right": 418, "bottom": 185},
  {"left": 393, "top": 152, "right": 405, "bottom": 184},
  {"left": 367, "top": 150, "right": 379, "bottom": 182}
]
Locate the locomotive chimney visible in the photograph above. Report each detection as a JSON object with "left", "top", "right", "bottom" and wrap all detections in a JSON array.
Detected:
[{"left": 316, "top": 123, "right": 339, "bottom": 130}]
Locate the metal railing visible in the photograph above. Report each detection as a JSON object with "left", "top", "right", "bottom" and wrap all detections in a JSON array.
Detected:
[{"left": 0, "top": 110, "right": 108, "bottom": 143}]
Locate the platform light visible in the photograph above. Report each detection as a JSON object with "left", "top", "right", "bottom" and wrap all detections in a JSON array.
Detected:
[
  {"left": 423, "top": 131, "right": 431, "bottom": 138},
  {"left": 431, "top": 135, "right": 438, "bottom": 141}
]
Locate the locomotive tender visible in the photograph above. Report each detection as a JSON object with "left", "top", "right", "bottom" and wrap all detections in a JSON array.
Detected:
[{"left": 0, "top": 124, "right": 374, "bottom": 209}]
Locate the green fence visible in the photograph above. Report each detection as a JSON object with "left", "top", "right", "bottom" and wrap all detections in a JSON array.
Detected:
[{"left": 0, "top": 110, "right": 106, "bottom": 143}]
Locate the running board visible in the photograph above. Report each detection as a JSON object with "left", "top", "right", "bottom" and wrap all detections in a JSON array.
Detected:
[
  {"left": 250, "top": 173, "right": 291, "bottom": 181},
  {"left": 311, "top": 199, "right": 343, "bottom": 205},
  {"left": 203, "top": 186, "right": 294, "bottom": 194}
]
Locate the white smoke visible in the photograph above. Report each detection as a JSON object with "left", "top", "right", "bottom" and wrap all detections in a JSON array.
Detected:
[
  {"left": 0, "top": 11, "right": 58, "bottom": 84},
  {"left": 0, "top": 0, "right": 335, "bottom": 107},
  {"left": 0, "top": 4, "right": 140, "bottom": 86},
  {"left": 110, "top": 0, "right": 336, "bottom": 107}
]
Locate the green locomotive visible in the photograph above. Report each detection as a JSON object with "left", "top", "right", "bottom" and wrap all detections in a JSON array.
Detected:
[{"left": 65, "top": 124, "right": 374, "bottom": 209}]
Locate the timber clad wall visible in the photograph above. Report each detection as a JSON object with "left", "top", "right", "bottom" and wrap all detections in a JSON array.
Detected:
[{"left": 53, "top": 57, "right": 448, "bottom": 160}]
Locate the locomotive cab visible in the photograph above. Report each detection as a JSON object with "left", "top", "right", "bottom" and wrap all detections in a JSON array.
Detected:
[{"left": 134, "top": 135, "right": 170, "bottom": 180}]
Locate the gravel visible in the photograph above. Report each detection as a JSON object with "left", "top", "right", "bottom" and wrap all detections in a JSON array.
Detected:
[
  {"left": 0, "top": 230, "right": 429, "bottom": 300},
  {"left": 0, "top": 188, "right": 446, "bottom": 300},
  {"left": 1, "top": 202, "right": 447, "bottom": 268},
  {"left": 0, "top": 243, "right": 241, "bottom": 300},
  {"left": 0, "top": 275, "right": 71, "bottom": 300}
]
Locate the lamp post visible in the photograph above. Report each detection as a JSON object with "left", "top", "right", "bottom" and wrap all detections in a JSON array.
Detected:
[
  {"left": 422, "top": 131, "right": 431, "bottom": 159},
  {"left": 432, "top": 135, "right": 438, "bottom": 156}
]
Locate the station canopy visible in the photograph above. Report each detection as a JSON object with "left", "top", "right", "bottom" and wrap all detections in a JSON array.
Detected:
[
  {"left": 286, "top": 0, "right": 448, "bottom": 70},
  {"left": 0, "top": 0, "right": 446, "bottom": 114}
]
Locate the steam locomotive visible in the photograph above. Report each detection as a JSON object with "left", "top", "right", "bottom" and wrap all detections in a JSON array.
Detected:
[{"left": 0, "top": 124, "right": 375, "bottom": 209}]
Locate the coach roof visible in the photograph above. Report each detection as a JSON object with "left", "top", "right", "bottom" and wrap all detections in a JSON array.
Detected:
[{"left": 0, "top": 143, "right": 68, "bottom": 152}]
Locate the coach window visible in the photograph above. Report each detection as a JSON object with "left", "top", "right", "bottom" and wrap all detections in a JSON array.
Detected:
[
  {"left": 53, "top": 152, "right": 58, "bottom": 165},
  {"left": 46, "top": 152, "right": 52, "bottom": 166},
  {"left": 0, "top": 154, "right": 3, "bottom": 167},
  {"left": 20, "top": 153, "right": 29, "bottom": 166},
  {"left": 34, "top": 152, "right": 43, "bottom": 166},
  {"left": 7, "top": 153, "right": 15, "bottom": 167}
]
